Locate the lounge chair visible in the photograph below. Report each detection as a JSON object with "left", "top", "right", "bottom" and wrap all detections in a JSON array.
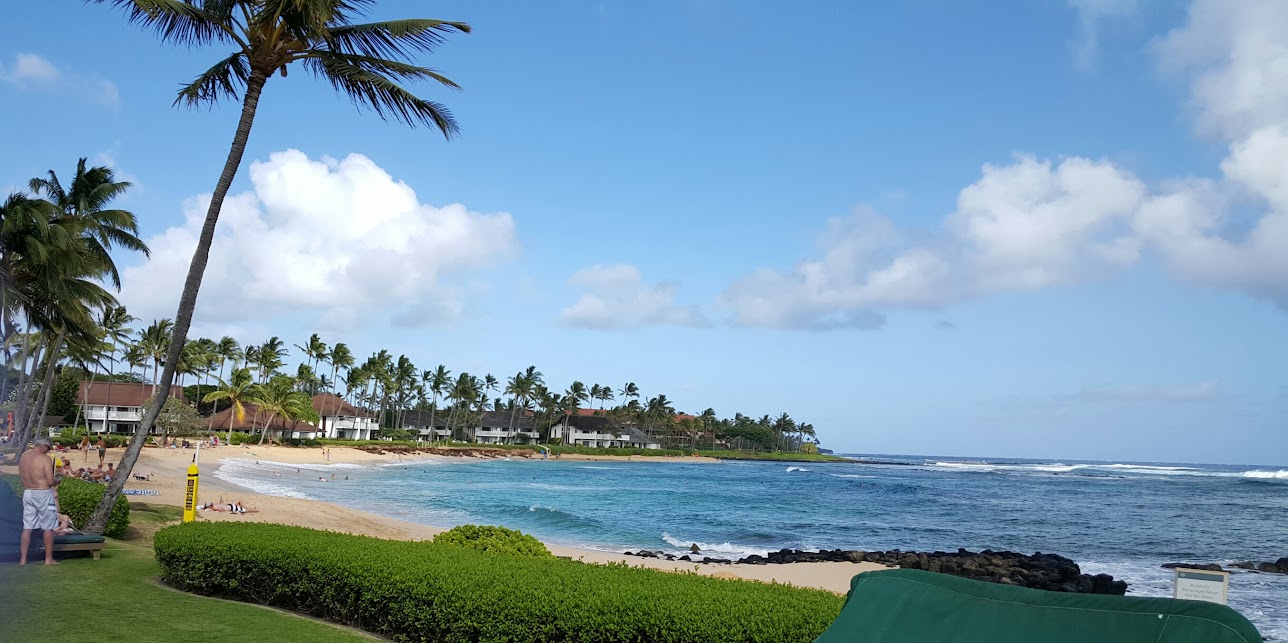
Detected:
[
  {"left": 813, "top": 569, "right": 1261, "bottom": 643},
  {"left": 0, "top": 484, "right": 107, "bottom": 562}
]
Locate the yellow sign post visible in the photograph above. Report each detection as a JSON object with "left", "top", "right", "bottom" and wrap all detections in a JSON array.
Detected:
[{"left": 182, "top": 457, "right": 200, "bottom": 523}]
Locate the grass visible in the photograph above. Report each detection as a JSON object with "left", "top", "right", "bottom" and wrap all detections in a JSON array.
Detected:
[{"left": 0, "top": 539, "right": 374, "bottom": 643}]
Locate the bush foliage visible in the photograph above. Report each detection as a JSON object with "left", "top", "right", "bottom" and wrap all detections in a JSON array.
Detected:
[
  {"left": 2, "top": 474, "right": 129, "bottom": 538},
  {"left": 154, "top": 523, "right": 844, "bottom": 643},
  {"left": 432, "top": 524, "right": 550, "bottom": 557}
]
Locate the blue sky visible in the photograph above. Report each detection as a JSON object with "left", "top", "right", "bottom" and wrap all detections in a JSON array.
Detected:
[{"left": 2, "top": 0, "right": 1285, "bottom": 464}]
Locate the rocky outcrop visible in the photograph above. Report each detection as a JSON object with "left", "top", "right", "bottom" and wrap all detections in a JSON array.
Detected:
[
  {"left": 1162, "top": 562, "right": 1225, "bottom": 572},
  {"left": 1230, "top": 557, "right": 1288, "bottom": 574},
  {"left": 623, "top": 547, "right": 1127, "bottom": 594},
  {"left": 1164, "top": 557, "right": 1288, "bottom": 575}
]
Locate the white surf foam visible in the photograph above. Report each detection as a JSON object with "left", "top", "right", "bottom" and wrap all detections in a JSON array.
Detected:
[
  {"left": 829, "top": 474, "right": 876, "bottom": 479},
  {"left": 213, "top": 460, "right": 314, "bottom": 499},
  {"left": 1241, "top": 469, "right": 1288, "bottom": 479},
  {"left": 660, "top": 532, "right": 768, "bottom": 559},
  {"left": 786, "top": 466, "right": 809, "bottom": 473}
]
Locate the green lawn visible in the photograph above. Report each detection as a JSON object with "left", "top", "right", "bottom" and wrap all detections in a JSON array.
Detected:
[{"left": 0, "top": 539, "right": 373, "bottom": 643}]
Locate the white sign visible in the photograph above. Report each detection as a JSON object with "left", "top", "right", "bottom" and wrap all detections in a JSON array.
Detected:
[{"left": 1173, "top": 568, "right": 1229, "bottom": 605}]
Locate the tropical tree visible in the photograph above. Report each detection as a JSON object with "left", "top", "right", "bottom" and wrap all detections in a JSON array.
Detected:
[
  {"left": 205, "top": 336, "right": 241, "bottom": 431},
  {"left": 594, "top": 383, "right": 614, "bottom": 410},
  {"left": 567, "top": 381, "right": 589, "bottom": 413},
  {"left": 424, "top": 365, "right": 450, "bottom": 442},
  {"left": 86, "top": 0, "right": 471, "bottom": 534},
  {"left": 248, "top": 374, "right": 315, "bottom": 445},
  {"left": 294, "top": 333, "right": 328, "bottom": 376},
  {"left": 618, "top": 382, "right": 639, "bottom": 407},
  {"left": 326, "top": 341, "right": 352, "bottom": 395},
  {"left": 203, "top": 367, "right": 256, "bottom": 442}
]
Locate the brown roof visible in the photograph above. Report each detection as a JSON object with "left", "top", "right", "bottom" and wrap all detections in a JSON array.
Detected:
[
  {"left": 207, "top": 403, "right": 320, "bottom": 432},
  {"left": 311, "top": 393, "right": 372, "bottom": 418},
  {"left": 78, "top": 382, "right": 185, "bottom": 407}
]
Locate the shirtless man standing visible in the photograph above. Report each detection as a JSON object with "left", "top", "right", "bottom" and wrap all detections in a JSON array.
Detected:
[{"left": 18, "top": 437, "right": 60, "bottom": 565}]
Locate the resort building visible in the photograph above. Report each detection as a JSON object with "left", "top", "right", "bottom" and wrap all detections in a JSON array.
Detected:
[
  {"left": 313, "top": 393, "right": 377, "bottom": 440},
  {"left": 206, "top": 403, "right": 322, "bottom": 439},
  {"left": 77, "top": 382, "right": 186, "bottom": 434},
  {"left": 400, "top": 410, "right": 539, "bottom": 444},
  {"left": 548, "top": 415, "right": 661, "bottom": 449}
]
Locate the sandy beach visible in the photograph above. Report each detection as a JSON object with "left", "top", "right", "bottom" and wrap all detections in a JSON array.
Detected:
[{"left": 14, "top": 444, "right": 885, "bottom": 593}]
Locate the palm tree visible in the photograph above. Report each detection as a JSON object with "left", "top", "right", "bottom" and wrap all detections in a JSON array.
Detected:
[
  {"left": 249, "top": 374, "right": 313, "bottom": 445},
  {"left": 206, "top": 336, "right": 241, "bottom": 432},
  {"left": 594, "top": 383, "right": 614, "bottom": 410},
  {"left": 203, "top": 367, "right": 256, "bottom": 442},
  {"left": 294, "top": 333, "right": 328, "bottom": 376},
  {"left": 137, "top": 319, "right": 174, "bottom": 397},
  {"left": 257, "top": 336, "right": 288, "bottom": 382},
  {"left": 327, "top": 342, "right": 352, "bottom": 395},
  {"left": 87, "top": 0, "right": 471, "bottom": 533},
  {"left": 28, "top": 158, "right": 149, "bottom": 289},
  {"left": 424, "top": 365, "right": 450, "bottom": 442},
  {"left": 618, "top": 382, "right": 640, "bottom": 408},
  {"left": 567, "top": 381, "right": 589, "bottom": 413}
]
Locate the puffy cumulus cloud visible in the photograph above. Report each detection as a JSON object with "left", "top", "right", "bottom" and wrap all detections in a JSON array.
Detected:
[
  {"left": 0, "top": 52, "right": 119, "bottom": 108},
  {"left": 560, "top": 264, "right": 706, "bottom": 330},
  {"left": 722, "top": 158, "right": 1145, "bottom": 329},
  {"left": 1155, "top": 0, "right": 1288, "bottom": 141},
  {"left": 1142, "top": 0, "right": 1288, "bottom": 306},
  {"left": 119, "top": 150, "right": 517, "bottom": 333},
  {"left": 724, "top": 0, "right": 1288, "bottom": 329}
]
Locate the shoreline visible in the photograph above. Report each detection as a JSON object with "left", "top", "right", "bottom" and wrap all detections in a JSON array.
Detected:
[{"left": 11, "top": 444, "right": 885, "bottom": 593}]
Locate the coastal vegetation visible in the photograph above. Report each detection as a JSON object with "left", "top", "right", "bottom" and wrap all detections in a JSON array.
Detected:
[
  {"left": 155, "top": 522, "right": 846, "bottom": 643},
  {"left": 432, "top": 524, "right": 552, "bottom": 557}
]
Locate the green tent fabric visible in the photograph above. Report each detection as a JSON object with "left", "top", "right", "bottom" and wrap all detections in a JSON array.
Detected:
[{"left": 814, "top": 569, "right": 1262, "bottom": 643}]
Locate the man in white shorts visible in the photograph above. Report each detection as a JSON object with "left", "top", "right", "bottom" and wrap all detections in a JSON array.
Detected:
[{"left": 18, "top": 437, "right": 59, "bottom": 565}]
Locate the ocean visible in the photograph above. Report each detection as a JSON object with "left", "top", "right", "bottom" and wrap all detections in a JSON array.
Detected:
[{"left": 216, "top": 454, "right": 1288, "bottom": 639}]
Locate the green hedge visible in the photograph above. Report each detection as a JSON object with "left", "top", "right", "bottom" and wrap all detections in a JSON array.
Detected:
[
  {"left": 2, "top": 474, "right": 129, "bottom": 538},
  {"left": 432, "top": 524, "right": 551, "bottom": 557},
  {"left": 155, "top": 523, "right": 844, "bottom": 643}
]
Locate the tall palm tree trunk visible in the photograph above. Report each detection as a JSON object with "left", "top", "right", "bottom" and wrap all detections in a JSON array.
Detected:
[
  {"left": 19, "top": 332, "right": 64, "bottom": 452},
  {"left": 87, "top": 72, "right": 269, "bottom": 534},
  {"left": 10, "top": 331, "right": 34, "bottom": 449},
  {"left": 207, "top": 359, "right": 226, "bottom": 435}
]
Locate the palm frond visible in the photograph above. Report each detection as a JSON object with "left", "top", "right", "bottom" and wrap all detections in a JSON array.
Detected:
[
  {"left": 326, "top": 19, "right": 471, "bottom": 60},
  {"left": 175, "top": 51, "right": 251, "bottom": 106},
  {"left": 301, "top": 51, "right": 458, "bottom": 88},
  {"left": 305, "top": 55, "right": 459, "bottom": 136},
  {"left": 89, "top": 0, "right": 232, "bottom": 47}
]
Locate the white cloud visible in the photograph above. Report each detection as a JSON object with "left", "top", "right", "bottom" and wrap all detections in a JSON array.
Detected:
[
  {"left": 0, "top": 52, "right": 119, "bottom": 109},
  {"left": 119, "top": 149, "right": 518, "bottom": 334},
  {"left": 1068, "top": 0, "right": 1142, "bottom": 70},
  {"left": 0, "top": 52, "right": 60, "bottom": 85},
  {"left": 722, "top": 158, "right": 1145, "bottom": 329},
  {"left": 724, "top": 0, "right": 1288, "bottom": 329},
  {"left": 561, "top": 264, "right": 706, "bottom": 330}
]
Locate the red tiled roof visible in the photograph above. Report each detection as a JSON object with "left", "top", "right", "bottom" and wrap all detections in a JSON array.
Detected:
[
  {"left": 78, "top": 382, "right": 185, "bottom": 407},
  {"left": 311, "top": 393, "right": 373, "bottom": 418}
]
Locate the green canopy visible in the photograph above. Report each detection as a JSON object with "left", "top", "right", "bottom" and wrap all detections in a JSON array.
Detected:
[{"left": 814, "top": 569, "right": 1262, "bottom": 643}]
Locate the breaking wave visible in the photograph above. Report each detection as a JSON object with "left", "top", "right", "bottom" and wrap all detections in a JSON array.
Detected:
[{"left": 660, "top": 532, "right": 767, "bottom": 559}]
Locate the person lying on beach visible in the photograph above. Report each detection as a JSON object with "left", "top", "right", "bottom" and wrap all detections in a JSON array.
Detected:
[{"left": 199, "top": 498, "right": 259, "bottom": 514}]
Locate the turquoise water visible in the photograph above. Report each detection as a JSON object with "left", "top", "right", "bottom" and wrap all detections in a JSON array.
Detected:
[{"left": 216, "top": 454, "right": 1288, "bottom": 638}]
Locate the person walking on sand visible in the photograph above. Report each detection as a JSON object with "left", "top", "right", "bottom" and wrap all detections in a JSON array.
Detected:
[
  {"left": 96, "top": 437, "right": 106, "bottom": 468},
  {"left": 18, "top": 438, "right": 60, "bottom": 565},
  {"left": 80, "top": 435, "right": 90, "bottom": 462}
]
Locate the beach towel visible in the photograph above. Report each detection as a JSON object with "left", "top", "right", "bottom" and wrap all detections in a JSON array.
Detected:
[
  {"left": 121, "top": 489, "right": 160, "bottom": 496},
  {"left": 813, "top": 569, "right": 1262, "bottom": 643}
]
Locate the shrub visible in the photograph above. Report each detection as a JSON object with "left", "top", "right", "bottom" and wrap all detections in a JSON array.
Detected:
[
  {"left": 432, "top": 524, "right": 551, "bottom": 557},
  {"left": 155, "top": 523, "right": 844, "bottom": 643},
  {"left": 1, "top": 474, "right": 129, "bottom": 538},
  {"left": 52, "top": 433, "right": 128, "bottom": 448},
  {"left": 229, "top": 432, "right": 258, "bottom": 445}
]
